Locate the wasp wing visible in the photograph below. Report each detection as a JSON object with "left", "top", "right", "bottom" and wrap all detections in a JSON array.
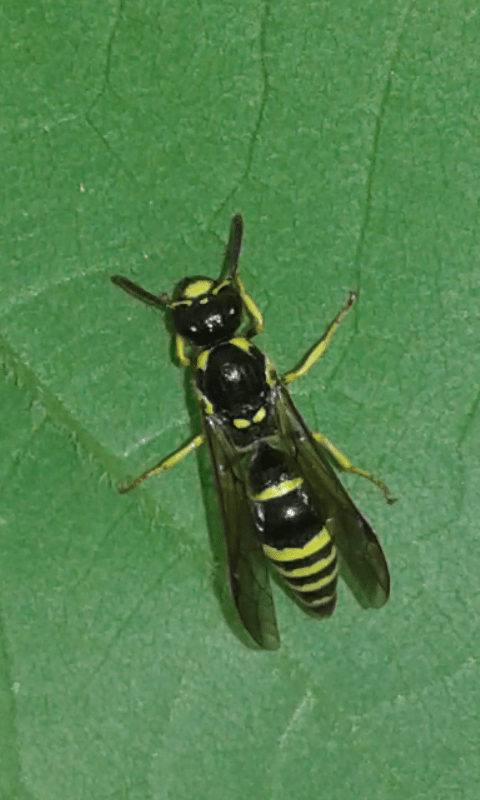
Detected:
[
  {"left": 202, "top": 413, "right": 281, "bottom": 650},
  {"left": 274, "top": 384, "right": 389, "bottom": 609}
]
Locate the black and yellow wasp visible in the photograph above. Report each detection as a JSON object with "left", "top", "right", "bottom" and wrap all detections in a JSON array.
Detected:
[{"left": 111, "top": 215, "right": 393, "bottom": 650}]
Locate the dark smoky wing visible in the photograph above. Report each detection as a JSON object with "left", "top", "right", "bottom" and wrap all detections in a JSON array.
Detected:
[
  {"left": 202, "top": 414, "right": 280, "bottom": 650},
  {"left": 274, "top": 384, "right": 389, "bottom": 609}
]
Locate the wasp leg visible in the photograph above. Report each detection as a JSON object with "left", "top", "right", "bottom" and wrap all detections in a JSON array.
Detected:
[
  {"left": 312, "top": 432, "right": 395, "bottom": 505},
  {"left": 236, "top": 277, "right": 264, "bottom": 337},
  {"left": 282, "top": 292, "right": 356, "bottom": 384},
  {"left": 119, "top": 433, "right": 204, "bottom": 494},
  {"left": 175, "top": 334, "right": 191, "bottom": 367}
]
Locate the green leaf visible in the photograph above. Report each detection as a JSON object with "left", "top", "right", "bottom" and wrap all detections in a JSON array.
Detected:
[{"left": 1, "top": 1, "right": 479, "bottom": 798}]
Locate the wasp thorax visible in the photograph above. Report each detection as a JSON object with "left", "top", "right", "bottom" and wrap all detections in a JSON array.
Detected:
[{"left": 172, "top": 277, "right": 243, "bottom": 347}]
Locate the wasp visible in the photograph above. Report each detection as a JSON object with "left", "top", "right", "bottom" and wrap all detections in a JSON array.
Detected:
[{"left": 111, "top": 215, "right": 393, "bottom": 649}]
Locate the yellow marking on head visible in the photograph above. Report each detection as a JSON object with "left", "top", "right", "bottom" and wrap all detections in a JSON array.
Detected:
[
  {"left": 253, "top": 406, "right": 266, "bottom": 423},
  {"left": 197, "top": 350, "right": 209, "bottom": 371},
  {"left": 212, "top": 280, "right": 230, "bottom": 295},
  {"left": 230, "top": 337, "right": 251, "bottom": 352},
  {"left": 171, "top": 299, "right": 192, "bottom": 308},
  {"left": 274, "top": 548, "right": 337, "bottom": 578},
  {"left": 251, "top": 477, "right": 303, "bottom": 503},
  {"left": 286, "top": 564, "right": 338, "bottom": 593},
  {"left": 263, "top": 527, "right": 331, "bottom": 562},
  {"left": 233, "top": 418, "right": 251, "bottom": 429},
  {"left": 183, "top": 279, "right": 213, "bottom": 299}
]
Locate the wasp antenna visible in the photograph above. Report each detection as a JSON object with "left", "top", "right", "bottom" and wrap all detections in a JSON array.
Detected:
[
  {"left": 111, "top": 275, "right": 170, "bottom": 308},
  {"left": 158, "top": 292, "right": 171, "bottom": 307},
  {"left": 224, "top": 214, "right": 244, "bottom": 280}
]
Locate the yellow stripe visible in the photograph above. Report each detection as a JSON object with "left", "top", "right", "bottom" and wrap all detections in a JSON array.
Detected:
[
  {"left": 263, "top": 527, "right": 331, "bottom": 562},
  {"left": 274, "top": 547, "right": 336, "bottom": 578},
  {"left": 303, "top": 593, "right": 336, "bottom": 608},
  {"left": 196, "top": 388, "right": 213, "bottom": 415},
  {"left": 287, "top": 564, "right": 338, "bottom": 593},
  {"left": 252, "top": 477, "right": 303, "bottom": 503}
]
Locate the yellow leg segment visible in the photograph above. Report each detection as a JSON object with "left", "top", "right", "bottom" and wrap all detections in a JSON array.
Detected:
[
  {"left": 282, "top": 292, "right": 356, "bottom": 384},
  {"left": 119, "top": 433, "right": 204, "bottom": 494},
  {"left": 313, "top": 432, "right": 395, "bottom": 504},
  {"left": 236, "top": 277, "right": 264, "bottom": 335},
  {"left": 175, "top": 335, "right": 191, "bottom": 367}
]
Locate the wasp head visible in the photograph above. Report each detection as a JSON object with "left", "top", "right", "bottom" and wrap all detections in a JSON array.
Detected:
[
  {"left": 111, "top": 215, "right": 246, "bottom": 350},
  {"left": 171, "top": 276, "right": 243, "bottom": 347}
]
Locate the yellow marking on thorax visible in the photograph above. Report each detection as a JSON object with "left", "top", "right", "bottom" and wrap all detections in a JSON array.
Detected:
[
  {"left": 253, "top": 406, "right": 266, "bottom": 423},
  {"left": 182, "top": 279, "right": 213, "bottom": 299},
  {"left": 230, "top": 337, "right": 251, "bottom": 352},
  {"left": 265, "top": 357, "right": 277, "bottom": 387},
  {"left": 251, "top": 477, "right": 303, "bottom": 503},
  {"left": 197, "top": 350, "right": 209, "bottom": 371},
  {"left": 274, "top": 547, "right": 336, "bottom": 578},
  {"left": 263, "top": 527, "right": 331, "bottom": 562},
  {"left": 233, "top": 418, "right": 251, "bottom": 429},
  {"left": 196, "top": 388, "right": 213, "bottom": 415},
  {"left": 171, "top": 299, "right": 192, "bottom": 308}
]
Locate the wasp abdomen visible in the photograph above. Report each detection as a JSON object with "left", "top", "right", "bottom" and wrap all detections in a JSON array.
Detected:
[{"left": 248, "top": 443, "right": 338, "bottom": 616}]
